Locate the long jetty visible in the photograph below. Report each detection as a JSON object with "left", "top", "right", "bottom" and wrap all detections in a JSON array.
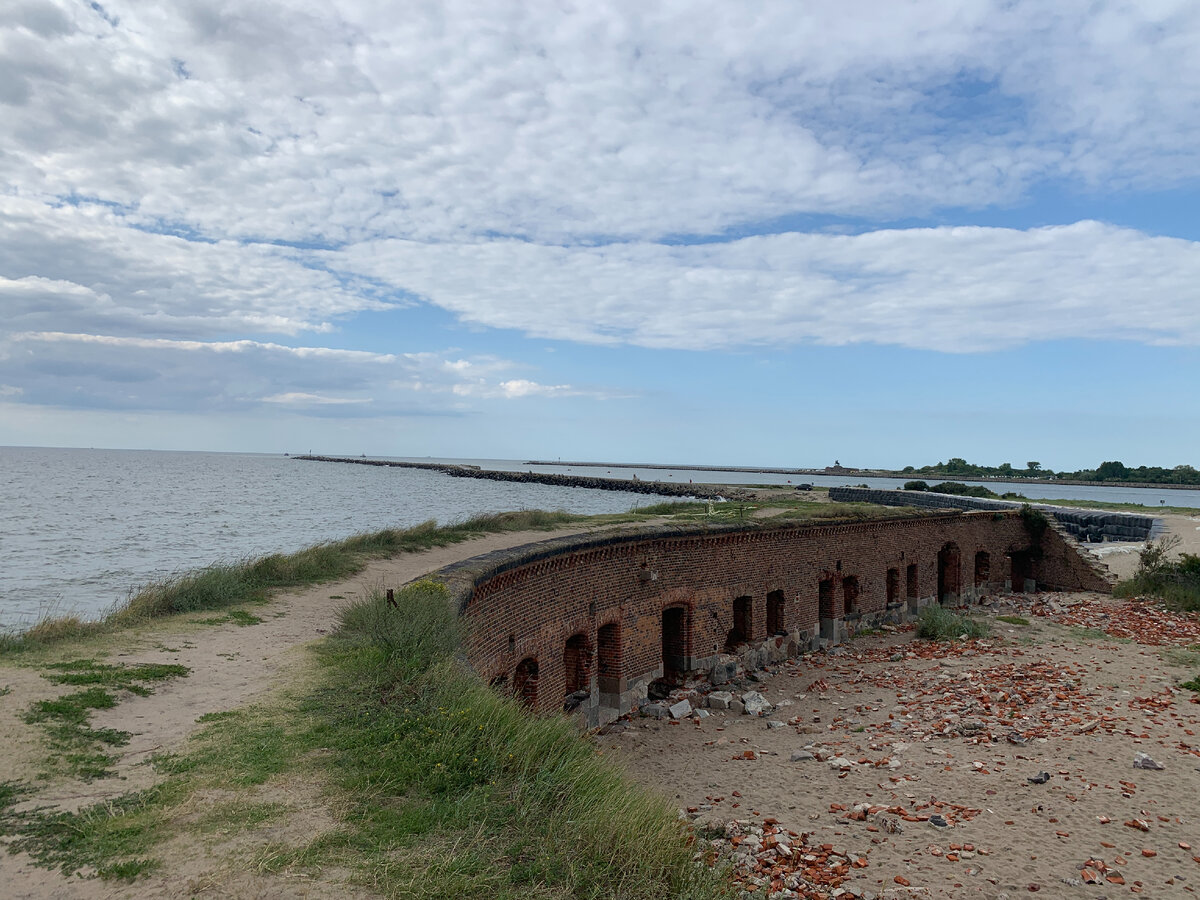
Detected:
[
  {"left": 526, "top": 459, "right": 813, "bottom": 476},
  {"left": 292, "top": 456, "right": 751, "bottom": 501}
]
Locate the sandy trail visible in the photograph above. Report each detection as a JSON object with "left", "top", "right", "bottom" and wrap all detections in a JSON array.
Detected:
[{"left": 0, "top": 523, "right": 612, "bottom": 899}]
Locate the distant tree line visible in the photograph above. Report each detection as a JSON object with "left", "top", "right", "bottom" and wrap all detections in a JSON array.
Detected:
[{"left": 895, "top": 458, "right": 1200, "bottom": 486}]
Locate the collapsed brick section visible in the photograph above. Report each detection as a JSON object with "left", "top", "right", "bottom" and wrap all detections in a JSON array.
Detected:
[{"left": 434, "top": 511, "right": 1112, "bottom": 726}]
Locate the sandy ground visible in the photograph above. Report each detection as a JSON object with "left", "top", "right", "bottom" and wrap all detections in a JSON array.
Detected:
[
  {"left": 2, "top": 506, "right": 1198, "bottom": 898},
  {"left": 602, "top": 590, "right": 1200, "bottom": 898}
]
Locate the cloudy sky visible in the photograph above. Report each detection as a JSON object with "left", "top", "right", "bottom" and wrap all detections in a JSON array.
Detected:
[{"left": 2, "top": 0, "right": 1199, "bottom": 469}]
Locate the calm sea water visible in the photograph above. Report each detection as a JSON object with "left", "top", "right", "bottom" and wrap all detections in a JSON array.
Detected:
[
  {"left": 4, "top": 447, "right": 1196, "bottom": 631},
  {"left": 0, "top": 447, "right": 671, "bottom": 630}
]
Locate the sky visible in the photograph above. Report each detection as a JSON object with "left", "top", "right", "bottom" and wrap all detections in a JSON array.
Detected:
[{"left": 2, "top": 0, "right": 1199, "bottom": 470}]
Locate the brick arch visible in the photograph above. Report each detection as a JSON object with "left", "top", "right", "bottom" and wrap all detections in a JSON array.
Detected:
[
  {"left": 596, "top": 621, "right": 622, "bottom": 694},
  {"left": 513, "top": 657, "right": 539, "bottom": 707},
  {"left": 661, "top": 604, "right": 691, "bottom": 683},
  {"left": 563, "top": 632, "right": 591, "bottom": 695}
]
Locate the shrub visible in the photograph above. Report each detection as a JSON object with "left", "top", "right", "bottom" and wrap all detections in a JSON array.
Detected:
[
  {"left": 1115, "top": 535, "right": 1200, "bottom": 611},
  {"left": 928, "top": 482, "right": 998, "bottom": 499}
]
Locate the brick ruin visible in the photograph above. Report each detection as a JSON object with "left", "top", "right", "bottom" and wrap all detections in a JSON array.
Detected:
[{"left": 431, "top": 510, "right": 1113, "bottom": 728}]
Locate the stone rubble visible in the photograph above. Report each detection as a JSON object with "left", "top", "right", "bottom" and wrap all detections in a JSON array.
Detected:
[{"left": 617, "top": 588, "right": 1200, "bottom": 897}]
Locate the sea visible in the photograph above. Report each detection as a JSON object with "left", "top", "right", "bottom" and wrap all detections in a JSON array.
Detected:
[{"left": 4, "top": 446, "right": 1199, "bottom": 631}]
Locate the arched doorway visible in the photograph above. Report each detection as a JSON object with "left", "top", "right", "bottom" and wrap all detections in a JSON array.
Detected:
[
  {"left": 662, "top": 606, "right": 690, "bottom": 682},
  {"left": 937, "top": 543, "right": 962, "bottom": 604},
  {"left": 563, "top": 633, "right": 591, "bottom": 695},
  {"left": 724, "top": 596, "right": 753, "bottom": 651},
  {"left": 513, "top": 657, "right": 539, "bottom": 707}
]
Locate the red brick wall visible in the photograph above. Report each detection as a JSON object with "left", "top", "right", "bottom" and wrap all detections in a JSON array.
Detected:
[{"left": 447, "top": 511, "right": 1108, "bottom": 715}]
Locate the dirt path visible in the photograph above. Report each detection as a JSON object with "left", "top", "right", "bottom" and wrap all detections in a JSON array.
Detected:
[{"left": 0, "top": 523, "right": 613, "bottom": 899}]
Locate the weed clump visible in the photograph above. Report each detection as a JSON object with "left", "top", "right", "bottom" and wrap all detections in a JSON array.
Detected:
[{"left": 917, "top": 605, "right": 990, "bottom": 641}]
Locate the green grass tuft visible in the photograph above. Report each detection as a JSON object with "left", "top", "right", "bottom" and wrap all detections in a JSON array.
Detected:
[
  {"left": 22, "top": 661, "right": 190, "bottom": 780},
  {"left": 0, "top": 784, "right": 173, "bottom": 879},
  {"left": 917, "top": 605, "right": 990, "bottom": 641},
  {"left": 996, "top": 615, "right": 1031, "bottom": 626},
  {"left": 108, "top": 510, "right": 582, "bottom": 626}
]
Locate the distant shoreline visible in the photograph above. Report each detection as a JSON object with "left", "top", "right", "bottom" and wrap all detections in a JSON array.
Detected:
[{"left": 524, "top": 459, "right": 1199, "bottom": 492}]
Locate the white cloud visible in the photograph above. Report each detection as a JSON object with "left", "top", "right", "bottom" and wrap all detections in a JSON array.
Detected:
[
  {"left": 2, "top": 0, "right": 1199, "bottom": 248},
  {"left": 0, "top": 332, "right": 589, "bottom": 414},
  {"left": 0, "top": 196, "right": 392, "bottom": 338},
  {"left": 451, "top": 379, "right": 586, "bottom": 400},
  {"left": 261, "top": 392, "right": 370, "bottom": 406},
  {"left": 1, "top": 0, "right": 1198, "bottom": 418},
  {"left": 332, "top": 221, "right": 1200, "bottom": 352}
]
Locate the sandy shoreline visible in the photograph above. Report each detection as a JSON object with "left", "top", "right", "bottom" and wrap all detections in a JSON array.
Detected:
[{"left": 2, "top": 510, "right": 1199, "bottom": 897}]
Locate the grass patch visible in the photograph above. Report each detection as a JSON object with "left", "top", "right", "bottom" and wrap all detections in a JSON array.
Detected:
[
  {"left": 41, "top": 660, "right": 190, "bottom": 694},
  {"left": 1161, "top": 644, "right": 1200, "bottom": 668},
  {"left": 191, "top": 609, "right": 264, "bottom": 627},
  {"left": 0, "top": 697, "right": 308, "bottom": 879},
  {"left": 23, "top": 660, "right": 189, "bottom": 780},
  {"left": 191, "top": 800, "right": 287, "bottom": 835},
  {"left": 626, "top": 500, "right": 711, "bottom": 516},
  {"left": 0, "top": 781, "right": 172, "bottom": 879},
  {"left": 996, "top": 615, "right": 1031, "bottom": 626},
  {"left": 1181, "top": 675, "right": 1200, "bottom": 692},
  {"left": 916, "top": 605, "right": 990, "bottom": 641}
]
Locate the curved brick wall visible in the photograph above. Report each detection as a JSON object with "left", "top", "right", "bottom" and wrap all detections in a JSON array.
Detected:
[{"left": 430, "top": 510, "right": 1112, "bottom": 726}]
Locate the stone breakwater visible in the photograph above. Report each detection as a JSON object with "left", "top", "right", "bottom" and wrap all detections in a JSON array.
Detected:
[{"left": 292, "top": 455, "right": 750, "bottom": 501}]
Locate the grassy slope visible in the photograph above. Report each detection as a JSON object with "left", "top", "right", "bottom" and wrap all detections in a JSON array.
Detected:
[{"left": 1, "top": 581, "right": 728, "bottom": 898}]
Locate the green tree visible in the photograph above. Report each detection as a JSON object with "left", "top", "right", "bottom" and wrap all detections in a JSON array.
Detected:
[
  {"left": 1095, "top": 460, "right": 1129, "bottom": 481},
  {"left": 1026, "top": 461, "right": 1041, "bottom": 473}
]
